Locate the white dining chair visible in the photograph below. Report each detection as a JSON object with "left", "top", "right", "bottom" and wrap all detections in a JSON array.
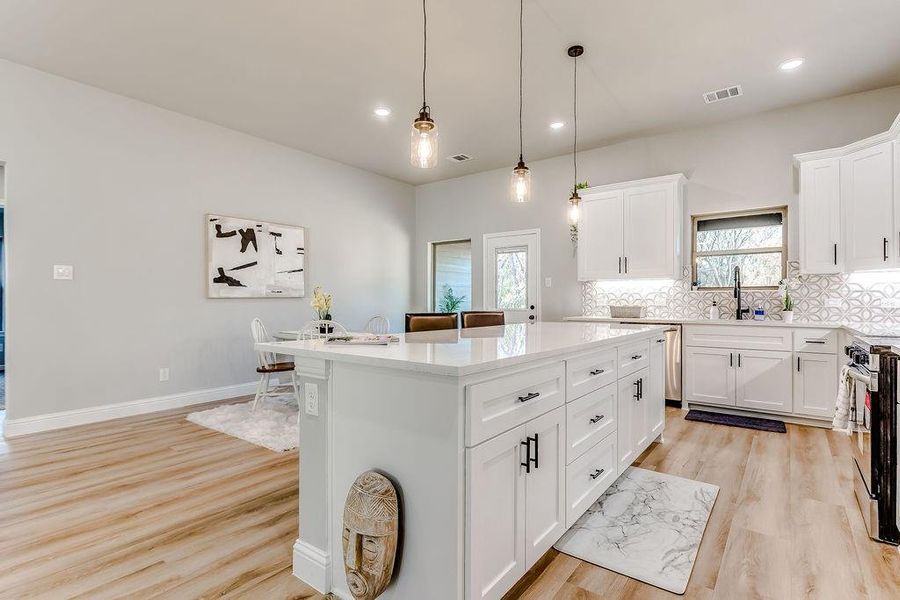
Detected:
[
  {"left": 250, "top": 317, "right": 302, "bottom": 412},
  {"left": 365, "top": 315, "right": 391, "bottom": 335},
  {"left": 297, "top": 319, "right": 349, "bottom": 341}
]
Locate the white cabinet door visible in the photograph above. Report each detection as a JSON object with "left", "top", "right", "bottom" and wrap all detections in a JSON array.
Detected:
[
  {"left": 632, "top": 369, "right": 650, "bottom": 455},
  {"left": 648, "top": 335, "right": 666, "bottom": 440},
  {"left": 578, "top": 191, "right": 624, "bottom": 281},
  {"left": 842, "top": 141, "right": 895, "bottom": 271},
  {"left": 735, "top": 350, "right": 793, "bottom": 414},
  {"left": 616, "top": 369, "right": 642, "bottom": 473},
  {"left": 793, "top": 352, "right": 838, "bottom": 419},
  {"left": 684, "top": 346, "right": 735, "bottom": 406},
  {"left": 523, "top": 406, "right": 566, "bottom": 568},
  {"left": 466, "top": 425, "right": 526, "bottom": 600},
  {"left": 623, "top": 184, "right": 675, "bottom": 278},
  {"left": 799, "top": 157, "right": 842, "bottom": 274}
]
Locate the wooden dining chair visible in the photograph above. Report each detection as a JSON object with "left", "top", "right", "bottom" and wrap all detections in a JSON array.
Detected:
[
  {"left": 365, "top": 315, "right": 391, "bottom": 334},
  {"left": 297, "top": 319, "right": 349, "bottom": 341},
  {"left": 460, "top": 311, "right": 505, "bottom": 328},
  {"left": 405, "top": 312, "right": 459, "bottom": 333},
  {"left": 250, "top": 318, "right": 301, "bottom": 412}
]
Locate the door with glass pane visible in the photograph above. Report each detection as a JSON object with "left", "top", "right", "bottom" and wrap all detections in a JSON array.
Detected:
[{"left": 484, "top": 230, "right": 540, "bottom": 324}]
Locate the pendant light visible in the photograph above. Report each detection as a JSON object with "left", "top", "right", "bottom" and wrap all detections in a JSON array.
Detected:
[
  {"left": 410, "top": 0, "right": 438, "bottom": 168},
  {"left": 567, "top": 45, "right": 584, "bottom": 226},
  {"left": 509, "top": 0, "right": 532, "bottom": 203}
]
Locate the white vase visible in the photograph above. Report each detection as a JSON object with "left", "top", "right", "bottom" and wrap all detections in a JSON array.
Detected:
[{"left": 783, "top": 310, "right": 794, "bottom": 324}]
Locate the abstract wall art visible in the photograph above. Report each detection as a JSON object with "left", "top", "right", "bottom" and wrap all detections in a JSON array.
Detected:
[{"left": 207, "top": 214, "right": 305, "bottom": 298}]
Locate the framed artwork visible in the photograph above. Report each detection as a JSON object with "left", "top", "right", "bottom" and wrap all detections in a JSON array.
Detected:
[{"left": 207, "top": 214, "right": 306, "bottom": 298}]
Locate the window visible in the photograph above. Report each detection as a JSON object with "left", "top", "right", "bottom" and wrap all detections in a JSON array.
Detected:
[
  {"left": 495, "top": 247, "right": 528, "bottom": 310},
  {"left": 430, "top": 240, "right": 472, "bottom": 313},
  {"left": 692, "top": 207, "right": 787, "bottom": 289}
]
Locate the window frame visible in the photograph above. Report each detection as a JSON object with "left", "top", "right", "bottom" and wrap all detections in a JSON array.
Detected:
[
  {"left": 428, "top": 238, "right": 472, "bottom": 312},
  {"left": 691, "top": 206, "right": 788, "bottom": 291}
]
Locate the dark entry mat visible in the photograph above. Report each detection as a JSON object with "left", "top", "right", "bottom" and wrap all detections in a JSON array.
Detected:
[{"left": 685, "top": 409, "right": 787, "bottom": 433}]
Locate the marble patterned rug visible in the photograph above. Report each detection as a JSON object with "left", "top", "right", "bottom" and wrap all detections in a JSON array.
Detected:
[{"left": 554, "top": 467, "right": 719, "bottom": 594}]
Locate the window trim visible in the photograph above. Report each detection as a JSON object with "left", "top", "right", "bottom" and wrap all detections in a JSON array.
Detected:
[
  {"left": 428, "top": 238, "right": 472, "bottom": 312},
  {"left": 691, "top": 206, "right": 788, "bottom": 291}
]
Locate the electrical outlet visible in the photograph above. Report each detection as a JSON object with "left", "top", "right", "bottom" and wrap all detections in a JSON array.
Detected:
[
  {"left": 304, "top": 382, "right": 319, "bottom": 416},
  {"left": 159, "top": 367, "right": 170, "bottom": 382},
  {"left": 53, "top": 264, "right": 74, "bottom": 280},
  {"left": 544, "top": 277, "right": 552, "bottom": 288}
]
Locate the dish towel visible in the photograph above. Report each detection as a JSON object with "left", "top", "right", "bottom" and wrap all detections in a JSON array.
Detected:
[{"left": 832, "top": 364, "right": 854, "bottom": 435}]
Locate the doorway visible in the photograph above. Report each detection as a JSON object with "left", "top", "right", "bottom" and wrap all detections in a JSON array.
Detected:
[{"left": 483, "top": 229, "right": 540, "bottom": 323}]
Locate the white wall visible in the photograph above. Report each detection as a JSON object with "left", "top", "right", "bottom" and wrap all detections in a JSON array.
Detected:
[
  {"left": 0, "top": 60, "right": 415, "bottom": 422},
  {"left": 414, "top": 85, "right": 900, "bottom": 321}
]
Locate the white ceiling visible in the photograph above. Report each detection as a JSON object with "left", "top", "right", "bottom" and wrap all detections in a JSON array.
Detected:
[{"left": 1, "top": 0, "right": 899, "bottom": 185}]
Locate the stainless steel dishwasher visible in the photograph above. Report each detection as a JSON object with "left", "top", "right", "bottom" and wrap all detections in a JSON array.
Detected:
[{"left": 622, "top": 322, "right": 682, "bottom": 403}]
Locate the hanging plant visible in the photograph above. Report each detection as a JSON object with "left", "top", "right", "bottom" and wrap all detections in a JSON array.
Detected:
[{"left": 570, "top": 181, "right": 589, "bottom": 250}]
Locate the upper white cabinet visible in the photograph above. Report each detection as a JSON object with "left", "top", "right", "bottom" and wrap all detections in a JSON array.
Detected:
[
  {"left": 795, "top": 112, "right": 900, "bottom": 274},
  {"left": 578, "top": 174, "right": 685, "bottom": 281}
]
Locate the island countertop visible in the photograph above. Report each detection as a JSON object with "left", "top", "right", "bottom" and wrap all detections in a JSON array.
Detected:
[{"left": 256, "top": 321, "right": 668, "bottom": 377}]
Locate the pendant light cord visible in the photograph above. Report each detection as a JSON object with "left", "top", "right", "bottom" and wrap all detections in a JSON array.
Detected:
[
  {"left": 518, "top": 0, "right": 524, "bottom": 162},
  {"left": 573, "top": 53, "right": 578, "bottom": 191},
  {"left": 422, "top": 0, "right": 428, "bottom": 110}
]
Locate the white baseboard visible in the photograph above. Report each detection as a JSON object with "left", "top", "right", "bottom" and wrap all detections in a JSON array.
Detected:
[
  {"left": 293, "top": 539, "right": 332, "bottom": 594},
  {"left": 3, "top": 381, "right": 257, "bottom": 437}
]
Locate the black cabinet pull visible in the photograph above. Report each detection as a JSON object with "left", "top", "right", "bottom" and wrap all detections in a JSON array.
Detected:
[
  {"left": 520, "top": 439, "right": 531, "bottom": 473},
  {"left": 884, "top": 237, "right": 889, "bottom": 262},
  {"left": 624, "top": 257, "right": 628, "bottom": 273},
  {"left": 589, "top": 414, "right": 605, "bottom": 424},
  {"left": 589, "top": 368, "right": 605, "bottom": 376},
  {"left": 618, "top": 257, "right": 622, "bottom": 274},
  {"left": 631, "top": 354, "right": 642, "bottom": 360},
  {"left": 729, "top": 352, "right": 733, "bottom": 367},
  {"left": 633, "top": 379, "right": 640, "bottom": 400},
  {"left": 738, "top": 354, "right": 742, "bottom": 368},
  {"left": 589, "top": 468, "right": 605, "bottom": 480},
  {"left": 533, "top": 433, "right": 539, "bottom": 470},
  {"left": 834, "top": 243, "right": 838, "bottom": 266},
  {"left": 638, "top": 378, "right": 643, "bottom": 399},
  {"left": 797, "top": 356, "right": 801, "bottom": 372},
  {"left": 517, "top": 392, "right": 540, "bottom": 403}
]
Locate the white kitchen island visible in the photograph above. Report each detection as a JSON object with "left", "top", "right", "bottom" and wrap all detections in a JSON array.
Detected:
[{"left": 256, "top": 321, "right": 669, "bottom": 600}]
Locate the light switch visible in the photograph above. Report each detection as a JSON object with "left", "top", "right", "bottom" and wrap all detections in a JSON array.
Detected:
[
  {"left": 53, "top": 264, "right": 74, "bottom": 280},
  {"left": 544, "top": 277, "right": 552, "bottom": 288}
]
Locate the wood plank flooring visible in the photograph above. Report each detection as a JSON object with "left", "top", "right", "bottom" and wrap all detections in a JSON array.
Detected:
[
  {"left": 509, "top": 407, "right": 900, "bottom": 600},
  {"left": 2, "top": 404, "right": 899, "bottom": 599}
]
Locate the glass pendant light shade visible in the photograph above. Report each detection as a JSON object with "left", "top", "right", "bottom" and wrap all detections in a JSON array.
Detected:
[
  {"left": 567, "top": 190, "right": 581, "bottom": 225},
  {"left": 410, "top": 108, "right": 438, "bottom": 168},
  {"left": 510, "top": 160, "right": 532, "bottom": 203}
]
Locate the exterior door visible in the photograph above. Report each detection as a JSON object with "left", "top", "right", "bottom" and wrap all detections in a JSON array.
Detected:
[
  {"left": 793, "top": 352, "right": 838, "bottom": 419},
  {"left": 735, "top": 350, "right": 793, "bottom": 413},
  {"left": 622, "top": 184, "right": 674, "bottom": 278},
  {"left": 799, "top": 157, "right": 842, "bottom": 274},
  {"left": 842, "top": 141, "right": 894, "bottom": 271},
  {"left": 484, "top": 230, "right": 540, "bottom": 323},
  {"left": 466, "top": 425, "right": 527, "bottom": 600},
  {"left": 523, "top": 406, "right": 566, "bottom": 567},
  {"left": 577, "top": 191, "right": 624, "bottom": 281},
  {"left": 684, "top": 346, "right": 735, "bottom": 406}
]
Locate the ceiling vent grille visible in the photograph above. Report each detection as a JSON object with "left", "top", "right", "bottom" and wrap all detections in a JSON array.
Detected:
[
  {"left": 703, "top": 85, "right": 743, "bottom": 104},
  {"left": 448, "top": 153, "right": 473, "bottom": 163}
]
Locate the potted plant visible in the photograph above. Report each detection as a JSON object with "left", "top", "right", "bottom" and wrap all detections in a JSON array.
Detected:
[
  {"left": 781, "top": 288, "right": 795, "bottom": 323},
  {"left": 438, "top": 285, "right": 465, "bottom": 314},
  {"left": 310, "top": 286, "right": 334, "bottom": 333}
]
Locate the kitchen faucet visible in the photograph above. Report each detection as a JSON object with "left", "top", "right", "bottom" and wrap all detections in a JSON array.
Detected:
[{"left": 733, "top": 265, "right": 750, "bottom": 320}]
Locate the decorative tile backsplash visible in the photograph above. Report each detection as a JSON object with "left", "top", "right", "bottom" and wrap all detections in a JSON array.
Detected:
[{"left": 582, "top": 262, "right": 900, "bottom": 325}]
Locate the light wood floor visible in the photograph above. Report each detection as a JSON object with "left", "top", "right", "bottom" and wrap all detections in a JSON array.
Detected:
[
  {"left": 3, "top": 404, "right": 899, "bottom": 599},
  {"left": 0, "top": 400, "right": 325, "bottom": 600},
  {"left": 509, "top": 407, "right": 900, "bottom": 600}
]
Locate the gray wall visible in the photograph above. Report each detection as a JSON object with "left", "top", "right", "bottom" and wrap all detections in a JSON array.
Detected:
[
  {"left": 0, "top": 60, "right": 415, "bottom": 420},
  {"left": 414, "top": 85, "right": 900, "bottom": 321}
]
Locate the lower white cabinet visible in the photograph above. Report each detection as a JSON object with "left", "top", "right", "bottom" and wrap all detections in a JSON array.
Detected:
[
  {"left": 735, "top": 350, "right": 793, "bottom": 414},
  {"left": 684, "top": 346, "right": 735, "bottom": 406},
  {"left": 466, "top": 406, "right": 565, "bottom": 600},
  {"left": 617, "top": 367, "right": 650, "bottom": 474},
  {"left": 793, "top": 352, "right": 838, "bottom": 419},
  {"left": 648, "top": 335, "right": 666, "bottom": 439},
  {"left": 565, "top": 431, "right": 617, "bottom": 527}
]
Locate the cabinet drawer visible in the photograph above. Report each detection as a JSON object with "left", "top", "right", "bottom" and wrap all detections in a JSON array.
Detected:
[
  {"left": 792, "top": 328, "right": 837, "bottom": 354},
  {"left": 566, "top": 383, "right": 616, "bottom": 464},
  {"left": 566, "top": 432, "right": 617, "bottom": 528},
  {"left": 466, "top": 362, "right": 566, "bottom": 447},
  {"left": 618, "top": 339, "right": 650, "bottom": 378},
  {"left": 684, "top": 324, "right": 792, "bottom": 352},
  {"left": 566, "top": 348, "right": 617, "bottom": 401}
]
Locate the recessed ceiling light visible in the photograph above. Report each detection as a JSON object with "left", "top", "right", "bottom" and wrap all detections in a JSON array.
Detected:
[
  {"left": 373, "top": 106, "right": 392, "bottom": 117},
  {"left": 550, "top": 121, "right": 565, "bottom": 130},
  {"left": 779, "top": 58, "right": 804, "bottom": 71}
]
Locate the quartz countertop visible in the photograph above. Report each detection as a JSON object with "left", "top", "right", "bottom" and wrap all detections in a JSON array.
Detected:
[{"left": 256, "top": 321, "right": 668, "bottom": 377}]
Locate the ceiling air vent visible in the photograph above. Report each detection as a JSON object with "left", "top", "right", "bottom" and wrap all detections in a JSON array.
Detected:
[
  {"left": 703, "top": 84, "right": 743, "bottom": 104},
  {"left": 448, "top": 153, "right": 473, "bottom": 163}
]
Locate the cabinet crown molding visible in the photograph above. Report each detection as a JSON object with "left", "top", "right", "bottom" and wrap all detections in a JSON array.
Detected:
[
  {"left": 579, "top": 173, "right": 686, "bottom": 196},
  {"left": 793, "top": 112, "right": 900, "bottom": 166}
]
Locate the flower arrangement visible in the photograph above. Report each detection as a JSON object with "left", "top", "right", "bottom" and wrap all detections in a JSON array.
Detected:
[{"left": 310, "top": 286, "right": 333, "bottom": 320}]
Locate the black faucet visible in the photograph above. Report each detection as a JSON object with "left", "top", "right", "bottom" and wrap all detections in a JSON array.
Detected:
[{"left": 734, "top": 266, "right": 750, "bottom": 320}]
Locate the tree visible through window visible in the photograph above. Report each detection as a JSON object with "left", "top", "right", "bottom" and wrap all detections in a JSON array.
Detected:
[
  {"left": 496, "top": 248, "right": 528, "bottom": 309},
  {"left": 692, "top": 208, "right": 786, "bottom": 288}
]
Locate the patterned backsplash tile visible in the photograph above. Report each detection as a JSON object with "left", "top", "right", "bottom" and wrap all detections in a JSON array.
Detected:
[{"left": 582, "top": 262, "right": 900, "bottom": 324}]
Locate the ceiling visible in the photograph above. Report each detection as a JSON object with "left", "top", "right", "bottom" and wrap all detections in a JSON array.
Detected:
[{"left": 1, "top": 0, "right": 899, "bottom": 185}]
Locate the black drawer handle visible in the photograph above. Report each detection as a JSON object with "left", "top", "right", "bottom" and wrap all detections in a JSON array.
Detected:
[
  {"left": 631, "top": 354, "right": 643, "bottom": 360},
  {"left": 589, "top": 468, "right": 605, "bottom": 480},
  {"left": 589, "top": 414, "right": 605, "bottom": 424},
  {"left": 804, "top": 339, "right": 826, "bottom": 344},
  {"left": 518, "top": 392, "right": 540, "bottom": 403},
  {"left": 589, "top": 368, "right": 605, "bottom": 376}
]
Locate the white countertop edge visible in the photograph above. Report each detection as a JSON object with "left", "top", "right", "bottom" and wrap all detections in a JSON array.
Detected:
[{"left": 256, "top": 324, "right": 669, "bottom": 377}]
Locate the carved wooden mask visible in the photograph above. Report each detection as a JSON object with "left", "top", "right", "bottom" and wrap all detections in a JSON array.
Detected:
[{"left": 342, "top": 471, "right": 399, "bottom": 600}]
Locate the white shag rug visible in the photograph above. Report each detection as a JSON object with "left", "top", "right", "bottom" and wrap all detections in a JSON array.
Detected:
[{"left": 187, "top": 399, "right": 299, "bottom": 452}]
